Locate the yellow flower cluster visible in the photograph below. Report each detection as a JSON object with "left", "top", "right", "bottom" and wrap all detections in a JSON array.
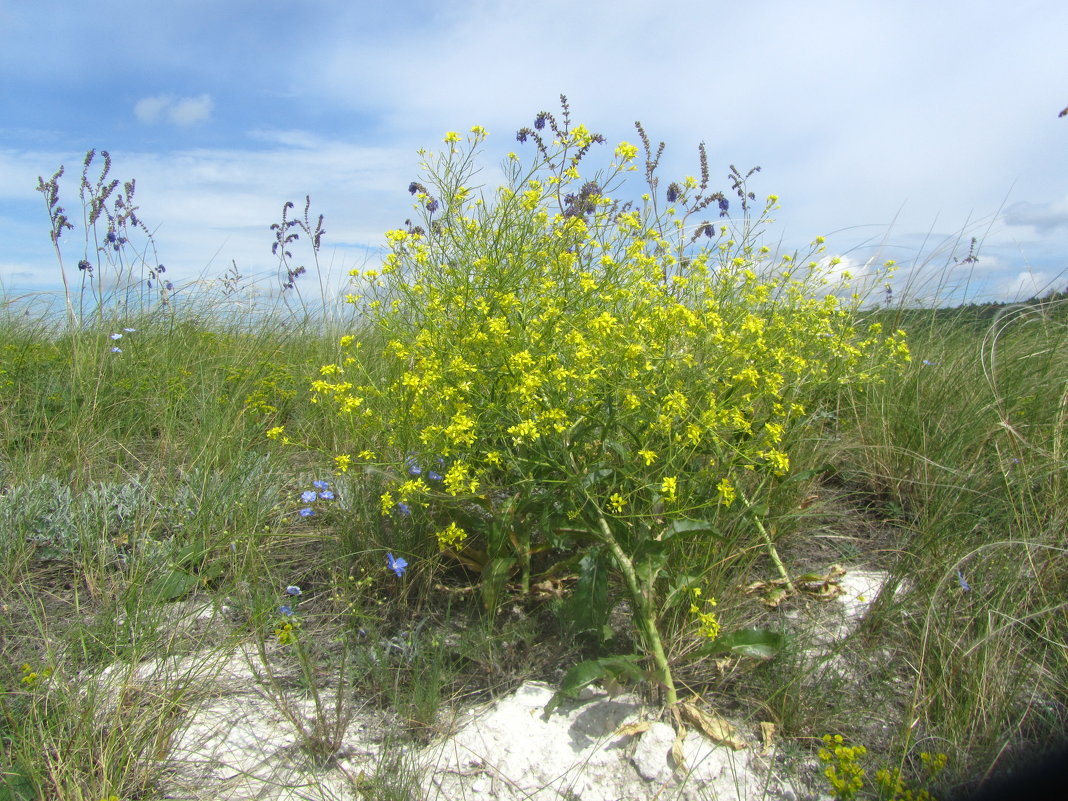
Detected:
[
  {"left": 313, "top": 121, "right": 908, "bottom": 561},
  {"left": 689, "top": 588, "right": 720, "bottom": 640},
  {"left": 434, "top": 522, "right": 468, "bottom": 551},
  {"left": 819, "top": 734, "right": 867, "bottom": 800}
]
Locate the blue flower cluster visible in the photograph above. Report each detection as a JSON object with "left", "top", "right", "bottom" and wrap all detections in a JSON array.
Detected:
[
  {"left": 280, "top": 584, "right": 302, "bottom": 615},
  {"left": 406, "top": 455, "right": 443, "bottom": 482},
  {"left": 298, "top": 479, "right": 335, "bottom": 517},
  {"left": 108, "top": 327, "right": 137, "bottom": 353}
]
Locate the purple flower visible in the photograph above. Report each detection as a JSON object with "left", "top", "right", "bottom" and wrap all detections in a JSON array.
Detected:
[
  {"left": 279, "top": 604, "right": 294, "bottom": 616},
  {"left": 286, "top": 585, "right": 302, "bottom": 596},
  {"left": 395, "top": 502, "right": 411, "bottom": 517},
  {"left": 427, "top": 471, "right": 443, "bottom": 482},
  {"left": 318, "top": 490, "right": 335, "bottom": 500},
  {"left": 387, "top": 553, "right": 408, "bottom": 577},
  {"left": 406, "top": 457, "right": 422, "bottom": 477},
  {"left": 301, "top": 490, "right": 317, "bottom": 503},
  {"left": 312, "top": 480, "right": 330, "bottom": 491},
  {"left": 298, "top": 507, "right": 314, "bottom": 517}
]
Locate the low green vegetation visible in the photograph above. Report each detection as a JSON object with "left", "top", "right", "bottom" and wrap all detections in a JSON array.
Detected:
[{"left": 0, "top": 100, "right": 1064, "bottom": 800}]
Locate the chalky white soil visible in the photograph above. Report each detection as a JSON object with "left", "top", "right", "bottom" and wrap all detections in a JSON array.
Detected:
[{"left": 96, "top": 567, "right": 893, "bottom": 800}]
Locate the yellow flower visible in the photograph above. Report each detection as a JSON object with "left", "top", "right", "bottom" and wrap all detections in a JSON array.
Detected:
[
  {"left": 614, "top": 142, "right": 638, "bottom": 161},
  {"left": 435, "top": 522, "right": 468, "bottom": 551},
  {"left": 609, "top": 492, "right": 627, "bottom": 513},
  {"left": 716, "top": 477, "right": 736, "bottom": 507},
  {"left": 687, "top": 593, "right": 721, "bottom": 645},
  {"left": 444, "top": 131, "right": 461, "bottom": 143},
  {"left": 266, "top": 426, "right": 285, "bottom": 440},
  {"left": 660, "top": 476, "right": 677, "bottom": 502},
  {"left": 638, "top": 449, "right": 657, "bottom": 465},
  {"left": 335, "top": 454, "right": 352, "bottom": 473},
  {"left": 275, "top": 621, "right": 298, "bottom": 645}
]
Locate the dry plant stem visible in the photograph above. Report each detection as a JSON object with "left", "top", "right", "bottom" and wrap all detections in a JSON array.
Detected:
[{"left": 593, "top": 509, "right": 678, "bottom": 705}]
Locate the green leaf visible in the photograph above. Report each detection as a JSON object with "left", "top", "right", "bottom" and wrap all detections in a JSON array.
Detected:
[
  {"left": 146, "top": 569, "right": 201, "bottom": 603},
  {"left": 633, "top": 540, "right": 668, "bottom": 586},
  {"left": 782, "top": 464, "right": 833, "bottom": 485},
  {"left": 580, "top": 467, "right": 615, "bottom": 490},
  {"left": 663, "top": 518, "right": 726, "bottom": 541},
  {"left": 566, "top": 550, "right": 609, "bottom": 637},
  {"left": 663, "top": 573, "right": 701, "bottom": 608},
  {"left": 545, "top": 654, "right": 645, "bottom": 713},
  {"left": 0, "top": 769, "right": 36, "bottom": 800},
  {"left": 692, "top": 628, "right": 785, "bottom": 660},
  {"left": 480, "top": 556, "right": 515, "bottom": 614}
]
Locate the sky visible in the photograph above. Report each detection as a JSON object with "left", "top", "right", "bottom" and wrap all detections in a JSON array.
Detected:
[{"left": 2, "top": 0, "right": 1068, "bottom": 308}]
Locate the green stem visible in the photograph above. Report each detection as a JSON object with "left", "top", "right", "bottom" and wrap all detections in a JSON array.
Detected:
[
  {"left": 741, "top": 490, "right": 795, "bottom": 594},
  {"left": 593, "top": 510, "right": 678, "bottom": 705}
]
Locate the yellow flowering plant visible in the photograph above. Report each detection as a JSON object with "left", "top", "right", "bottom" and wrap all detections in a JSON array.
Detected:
[{"left": 316, "top": 98, "right": 908, "bottom": 704}]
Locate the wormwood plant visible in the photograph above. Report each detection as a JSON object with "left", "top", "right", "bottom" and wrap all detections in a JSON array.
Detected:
[{"left": 301, "top": 98, "right": 909, "bottom": 705}]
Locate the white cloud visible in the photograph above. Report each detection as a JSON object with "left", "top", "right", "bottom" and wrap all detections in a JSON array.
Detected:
[
  {"left": 995, "top": 269, "right": 1059, "bottom": 301},
  {"left": 1003, "top": 197, "right": 1068, "bottom": 234},
  {"left": 170, "top": 94, "right": 214, "bottom": 125},
  {"left": 134, "top": 94, "right": 214, "bottom": 126}
]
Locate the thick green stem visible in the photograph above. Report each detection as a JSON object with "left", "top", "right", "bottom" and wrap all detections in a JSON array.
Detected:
[
  {"left": 741, "top": 490, "right": 795, "bottom": 594},
  {"left": 593, "top": 511, "right": 678, "bottom": 705}
]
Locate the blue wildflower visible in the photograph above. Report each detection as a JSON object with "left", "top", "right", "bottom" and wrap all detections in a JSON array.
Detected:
[
  {"left": 110, "top": 333, "right": 123, "bottom": 340},
  {"left": 312, "top": 479, "right": 330, "bottom": 491},
  {"left": 387, "top": 553, "right": 408, "bottom": 577},
  {"left": 279, "top": 604, "right": 294, "bottom": 616},
  {"left": 301, "top": 490, "right": 317, "bottom": 503},
  {"left": 957, "top": 570, "right": 971, "bottom": 592},
  {"left": 922, "top": 360, "right": 938, "bottom": 367},
  {"left": 318, "top": 490, "right": 335, "bottom": 500},
  {"left": 427, "top": 471, "right": 443, "bottom": 482},
  {"left": 395, "top": 502, "right": 412, "bottom": 517},
  {"left": 406, "top": 457, "right": 422, "bottom": 477},
  {"left": 123, "top": 327, "right": 136, "bottom": 333},
  {"left": 286, "top": 585, "right": 302, "bottom": 596},
  {"left": 110, "top": 347, "right": 122, "bottom": 353},
  {"left": 298, "top": 507, "right": 314, "bottom": 517}
]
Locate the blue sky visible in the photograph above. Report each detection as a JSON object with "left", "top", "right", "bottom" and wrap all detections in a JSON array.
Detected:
[{"left": 3, "top": 0, "right": 1068, "bottom": 306}]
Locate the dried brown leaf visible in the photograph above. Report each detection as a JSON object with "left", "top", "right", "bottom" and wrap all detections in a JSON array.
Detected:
[{"left": 680, "top": 701, "right": 747, "bottom": 750}]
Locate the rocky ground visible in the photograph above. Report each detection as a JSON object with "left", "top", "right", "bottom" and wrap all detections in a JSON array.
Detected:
[{"left": 84, "top": 567, "right": 894, "bottom": 800}]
